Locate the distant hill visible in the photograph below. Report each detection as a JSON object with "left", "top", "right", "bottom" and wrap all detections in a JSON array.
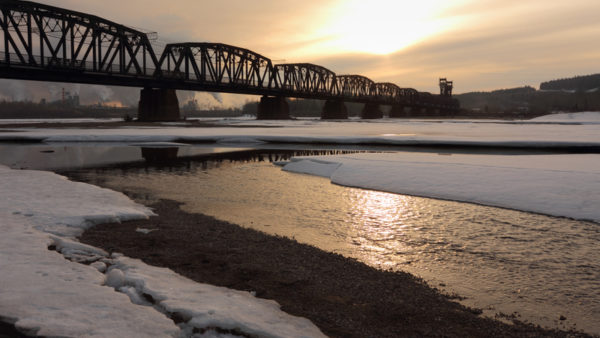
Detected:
[
  {"left": 540, "top": 74, "right": 600, "bottom": 91},
  {"left": 455, "top": 82, "right": 600, "bottom": 117},
  {"left": 454, "top": 86, "right": 541, "bottom": 117}
]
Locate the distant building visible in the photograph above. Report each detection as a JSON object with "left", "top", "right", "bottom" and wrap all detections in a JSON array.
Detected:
[{"left": 50, "top": 89, "right": 80, "bottom": 107}]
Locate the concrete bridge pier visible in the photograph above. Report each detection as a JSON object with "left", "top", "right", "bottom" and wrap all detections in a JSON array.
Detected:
[
  {"left": 257, "top": 96, "right": 290, "bottom": 119},
  {"left": 138, "top": 88, "right": 180, "bottom": 122},
  {"left": 440, "top": 109, "right": 457, "bottom": 117},
  {"left": 321, "top": 100, "right": 348, "bottom": 119},
  {"left": 410, "top": 106, "right": 423, "bottom": 117},
  {"left": 426, "top": 107, "right": 439, "bottom": 116},
  {"left": 361, "top": 103, "right": 383, "bottom": 119},
  {"left": 389, "top": 105, "right": 407, "bottom": 118}
]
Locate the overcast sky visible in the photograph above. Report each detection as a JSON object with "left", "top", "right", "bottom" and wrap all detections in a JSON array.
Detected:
[{"left": 5, "top": 0, "right": 600, "bottom": 104}]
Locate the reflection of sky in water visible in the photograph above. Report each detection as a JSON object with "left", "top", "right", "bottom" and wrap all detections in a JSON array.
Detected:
[{"left": 78, "top": 161, "right": 599, "bottom": 334}]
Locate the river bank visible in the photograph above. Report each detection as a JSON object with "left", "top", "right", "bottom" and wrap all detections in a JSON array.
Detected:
[{"left": 78, "top": 197, "right": 588, "bottom": 338}]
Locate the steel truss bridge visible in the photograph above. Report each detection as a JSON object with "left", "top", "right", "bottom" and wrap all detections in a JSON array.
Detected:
[{"left": 0, "top": 0, "right": 459, "bottom": 118}]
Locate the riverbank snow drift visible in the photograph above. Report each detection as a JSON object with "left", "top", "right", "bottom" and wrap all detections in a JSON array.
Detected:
[{"left": 0, "top": 165, "right": 325, "bottom": 337}]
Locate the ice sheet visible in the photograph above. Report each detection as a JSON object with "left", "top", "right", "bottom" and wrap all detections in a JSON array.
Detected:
[
  {"left": 1, "top": 113, "right": 599, "bottom": 148},
  {"left": 283, "top": 152, "right": 600, "bottom": 222}
]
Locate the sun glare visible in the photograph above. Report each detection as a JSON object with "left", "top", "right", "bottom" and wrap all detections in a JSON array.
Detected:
[{"left": 316, "top": 0, "right": 458, "bottom": 55}]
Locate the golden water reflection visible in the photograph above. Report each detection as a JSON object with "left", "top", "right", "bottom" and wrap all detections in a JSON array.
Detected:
[
  {"left": 94, "top": 160, "right": 600, "bottom": 334},
  {"left": 346, "top": 190, "right": 415, "bottom": 268}
]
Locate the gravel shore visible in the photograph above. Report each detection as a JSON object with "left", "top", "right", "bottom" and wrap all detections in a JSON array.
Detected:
[{"left": 80, "top": 199, "right": 590, "bottom": 338}]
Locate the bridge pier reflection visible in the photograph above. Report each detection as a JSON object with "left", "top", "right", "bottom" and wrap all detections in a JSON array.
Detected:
[
  {"left": 257, "top": 96, "right": 290, "bottom": 120},
  {"left": 361, "top": 103, "right": 383, "bottom": 119},
  {"left": 322, "top": 100, "right": 348, "bottom": 119},
  {"left": 138, "top": 88, "right": 180, "bottom": 122},
  {"left": 141, "top": 147, "right": 180, "bottom": 164}
]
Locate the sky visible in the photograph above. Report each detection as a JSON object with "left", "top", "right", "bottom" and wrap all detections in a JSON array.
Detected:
[{"left": 3, "top": 0, "right": 600, "bottom": 106}]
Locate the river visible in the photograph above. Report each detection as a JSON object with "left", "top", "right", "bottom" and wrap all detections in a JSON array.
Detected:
[{"left": 1, "top": 143, "right": 598, "bottom": 334}]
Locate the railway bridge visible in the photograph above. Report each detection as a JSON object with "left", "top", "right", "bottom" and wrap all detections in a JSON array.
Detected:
[{"left": 0, "top": 0, "right": 460, "bottom": 121}]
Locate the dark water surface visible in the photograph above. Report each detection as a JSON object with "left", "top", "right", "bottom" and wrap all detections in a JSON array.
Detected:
[{"left": 2, "top": 144, "right": 598, "bottom": 334}]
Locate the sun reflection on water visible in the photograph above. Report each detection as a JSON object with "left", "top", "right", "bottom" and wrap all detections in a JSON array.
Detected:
[
  {"left": 346, "top": 189, "right": 418, "bottom": 268},
  {"left": 98, "top": 161, "right": 600, "bottom": 334}
]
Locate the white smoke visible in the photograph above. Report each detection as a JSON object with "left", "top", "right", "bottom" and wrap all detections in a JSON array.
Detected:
[
  {"left": 0, "top": 79, "right": 252, "bottom": 108},
  {"left": 210, "top": 92, "right": 223, "bottom": 104},
  {"left": 93, "top": 85, "right": 114, "bottom": 103},
  {"left": 0, "top": 80, "right": 32, "bottom": 101},
  {"left": 47, "top": 84, "right": 62, "bottom": 101}
]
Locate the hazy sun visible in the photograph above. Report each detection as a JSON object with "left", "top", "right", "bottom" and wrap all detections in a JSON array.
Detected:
[{"left": 316, "top": 0, "right": 459, "bottom": 55}]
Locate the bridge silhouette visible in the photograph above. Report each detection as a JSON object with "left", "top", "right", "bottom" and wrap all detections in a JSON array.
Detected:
[{"left": 0, "top": 0, "right": 459, "bottom": 121}]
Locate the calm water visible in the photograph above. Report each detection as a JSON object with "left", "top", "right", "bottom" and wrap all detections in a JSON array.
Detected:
[
  {"left": 78, "top": 156, "right": 600, "bottom": 334},
  {"left": 2, "top": 144, "right": 598, "bottom": 334}
]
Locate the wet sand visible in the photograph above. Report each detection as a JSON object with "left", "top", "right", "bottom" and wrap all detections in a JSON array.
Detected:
[{"left": 80, "top": 199, "right": 589, "bottom": 338}]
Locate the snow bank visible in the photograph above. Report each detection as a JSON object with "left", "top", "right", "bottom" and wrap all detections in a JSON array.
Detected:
[
  {"left": 0, "top": 165, "right": 325, "bottom": 337},
  {"left": 0, "top": 214, "right": 179, "bottom": 337},
  {"left": 531, "top": 111, "right": 600, "bottom": 123},
  {"left": 282, "top": 153, "right": 600, "bottom": 223},
  {"left": 0, "top": 165, "right": 155, "bottom": 237},
  {"left": 0, "top": 166, "right": 176, "bottom": 337},
  {"left": 107, "top": 256, "right": 324, "bottom": 338}
]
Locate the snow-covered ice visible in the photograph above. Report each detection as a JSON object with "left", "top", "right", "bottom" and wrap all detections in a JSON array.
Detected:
[
  {"left": 0, "top": 214, "right": 179, "bottom": 337},
  {"left": 0, "top": 165, "right": 325, "bottom": 337},
  {"left": 282, "top": 152, "right": 600, "bottom": 222},
  {"left": 1, "top": 112, "right": 599, "bottom": 148},
  {"left": 530, "top": 111, "right": 600, "bottom": 124}
]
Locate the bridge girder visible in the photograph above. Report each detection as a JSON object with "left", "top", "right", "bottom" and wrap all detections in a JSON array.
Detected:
[
  {"left": 336, "top": 75, "right": 375, "bottom": 98},
  {"left": 273, "top": 63, "right": 337, "bottom": 96},
  {"left": 157, "top": 42, "right": 274, "bottom": 90},
  {"left": 0, "top": 0, "right": 158, "bottom": 77},
  {"left": 374, "top": 82, "right": 400, "bottom": 99}
]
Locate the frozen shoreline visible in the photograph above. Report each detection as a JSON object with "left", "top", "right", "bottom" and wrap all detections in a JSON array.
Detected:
[
  {"left": 0, "top": 165, "right": 325, "bottom": 337},
  {"left": 0, "top": 112, "right": 599, "bottom": 150},
  {"left": 1, "top": 112, "right": 598, "bottom": 336}
]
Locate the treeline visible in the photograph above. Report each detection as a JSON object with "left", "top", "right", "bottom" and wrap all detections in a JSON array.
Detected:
[
  {"left": 540, "top": 74, "right": 600, "bottom": 91},
  {"left": 455, "top": 85, "right": 600, "bottom": 116},
  {"left": 0, "top": 101, "right": 135, "bottom": 119},
  {"left": 455, "top": 86, "right": 538, "bottom": 115},
  {"left": 240, "top": 98, "right": 367, "bottom": 117}
]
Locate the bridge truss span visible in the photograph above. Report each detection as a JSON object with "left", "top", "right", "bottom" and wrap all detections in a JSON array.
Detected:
[
  {"left": 273, "top": 63, "right": 337, "bottom": 97},
  {"left": 374, "top": 82, "right": 401, "bottom": 103},
  {"left": 0, "top": 0, "right": 158, "bottom": 84},
  {"left": 157, "top": 42, "right": 275, "bottom": 92},
  {"left": 336, "top": 74, "right": 375, "bottom": 99}
]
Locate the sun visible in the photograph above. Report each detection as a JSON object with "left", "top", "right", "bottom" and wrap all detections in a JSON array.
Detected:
[{"left": 315, "top": 0, "right": 459, "bottom": 55}]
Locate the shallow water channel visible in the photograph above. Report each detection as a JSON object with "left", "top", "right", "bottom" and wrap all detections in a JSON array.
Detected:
[{"left": 2, "top": 144, "right": 599, "bottom": 334}]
